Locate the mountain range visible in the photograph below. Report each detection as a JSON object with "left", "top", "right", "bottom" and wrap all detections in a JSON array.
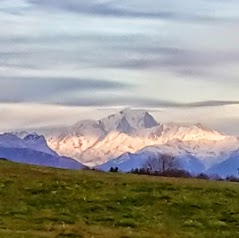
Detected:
[
  {"left": 1, "top": 109, "right": 239, "bottom": 177},
  {"left": 0, "top": 133, "right": 84, "bottom": 170}
]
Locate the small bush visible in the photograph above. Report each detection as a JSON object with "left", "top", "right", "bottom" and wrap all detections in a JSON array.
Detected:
[
  {"left": 160, "top": 169, "right": 192, "bottom": 178},
  {"left": 196, "top": 173, "right": 210, "bottom": 180},
  {"left": 226, "top": 176, "right": 239, "bottom": 182},
  {"left": 109, "top": 167, "right": 119, "bottom": 173},
  {"left": 0, "top": 157, "right": 8, "bottom": 161},
  {"left": 130, "top": 168, "right": 192, "bottom": 178}
]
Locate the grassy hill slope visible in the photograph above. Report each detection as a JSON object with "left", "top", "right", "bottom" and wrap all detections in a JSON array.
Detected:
[{"left": 0, "top": 160, "right": 239, "bottom": 238}]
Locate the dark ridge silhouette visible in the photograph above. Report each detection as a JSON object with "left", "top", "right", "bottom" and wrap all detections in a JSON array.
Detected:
[{"left": 0, "top": 157, "right": 8, "bottom": 161}]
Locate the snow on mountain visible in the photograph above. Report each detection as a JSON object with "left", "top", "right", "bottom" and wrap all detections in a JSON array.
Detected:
[
  {"left": 78, "top": 131, "right": 145, "bottom": 166},
  {"left": 77, "top": 130, "right": 232, "bottom": 168},
  {"left": 70, "top": 120, "right": 106, "bottom": 137},
  {"left": 45, "top": 109, "right": 238, "bottom": 170},
  {"left": 23, "top": 133, "right": 58, "bottom": 156},
  {"left": 136, "top": 123, "right": 226, "bottom": 143},
  {"left": 99, "top": 108, "right": 158, "bottom": 134},
  {"left": 47, "top": 120, "right": 106, "bottom": 161},
  {"left": 46, "top": 109, "right": 158, "bottom": 164},
  {"left": 150, "top": 137, "right": 239, "bottom": 169},
  {"left": 3, "top": 109, "right": 239, "bottom": 176},
  {"left": 96, "top": 134, "right": 239, "bottom": 175}
]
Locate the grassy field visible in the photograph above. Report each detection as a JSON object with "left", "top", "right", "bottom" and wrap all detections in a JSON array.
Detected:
[{"left": 0, "top": 161, "right": 239, "bottom": 238}]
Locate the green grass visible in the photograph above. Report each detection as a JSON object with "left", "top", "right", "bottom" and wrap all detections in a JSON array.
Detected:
[{"left": 0, "top": 161, "right": 239, "bottom": 238}]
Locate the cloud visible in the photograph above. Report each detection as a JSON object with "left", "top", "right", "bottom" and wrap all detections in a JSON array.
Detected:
[
  {"left": 0, "top": 77, "right": 129, "bottom": 103},
  {"left": 96, "top": 98, "right": 239, "bottom": 109},
  {"left": 0, "top": 0, "right": 31, "bottom": 14},
  {"left": 2, "top": 32, "right": 239, "bottom": 79},
  {"left": 27, "top": 0, "right": 239, "bottom": 22},
  {"left": 1, "top": 102, "right": 239, "bottom": 136},
  {"left": 37, "top": 96, "right": 239, "bottom": 109},
  {"left": 1, "top": 2, "right": 239, "bottom": 80},
  {"left": 0, "top": 0, "right": 239, "bottom": 135},
  {"left": 0, "top": 74, "right": 236, "bottom": 109},
  {"left": 174, "top": 100, "right": 239, "bottom": 108},
  {"left": 147, "top": 99, "right": 239, "bottom": 109}
]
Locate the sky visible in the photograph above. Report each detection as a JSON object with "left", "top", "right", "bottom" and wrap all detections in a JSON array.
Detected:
[{"left": 0, "top": 0, "right": 239, "bottom": 135}]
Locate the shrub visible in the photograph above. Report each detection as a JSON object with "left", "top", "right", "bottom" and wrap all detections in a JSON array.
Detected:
[
  {"left": 226, "top": 176, "right": 239, "bottom": 182},
  {"left": 0, "top": 158, "right": 8, "bottom": 161},
  {"left": 196, "top": 173, "right": 210, "bottom": 180},
  {"left": 109, "top": 167, "right": 119, "bottom": 173}
]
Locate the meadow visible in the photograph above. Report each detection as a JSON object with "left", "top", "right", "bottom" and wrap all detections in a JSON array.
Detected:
[{"left": 0, "top": 160, "right": 239, "bottom": 238}]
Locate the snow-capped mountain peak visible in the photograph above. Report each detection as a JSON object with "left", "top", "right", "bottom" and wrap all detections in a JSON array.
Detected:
[
  {"left": 99, "top": 108, "right": 158, "bottom": 134},
  {"left": 71, "top": 120, "right": 106, "bottom": 137},
  {"left": 22, "top": 133, "right": 58, "bottom": 156},
  {"left": 23, "top": 133, "right": 44, "bottom": 142},
  {"left": 10, "top": 131, "right": 29, "bottom": 139}
]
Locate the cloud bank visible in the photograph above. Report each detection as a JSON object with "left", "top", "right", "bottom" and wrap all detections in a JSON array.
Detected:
[{"left": 0, "top": 0, "right": 238, "bottom": 133}]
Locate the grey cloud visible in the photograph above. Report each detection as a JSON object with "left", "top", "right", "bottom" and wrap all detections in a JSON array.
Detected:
[
  {"left": 100, "top": 48, "right": 239, "bottom": 77},
  {"left": 27, "top": 0, "right": 239, "bottom": 22},
  {"left": 50, "top": 95, "right": 239, "bottom": 108},
  {"left": 134, "top": 50, "right": 239, "bottom": 69},
  {"left": 0, "top": 75, "right": 238, "bottom": 111},
  {"left": 1, "top": 29, "right": 239, "bottom": 82},
  {"left": 0, "top": 33, "right": 147, "bottom": 70},
  {"left": 0, "top": 0, "right": 30, "bottom": 15},
  {"left": 159, "top": 51, "right": 239, "bottom": 78},
  {"left": 161, "top": 51, "right": 239, "bottom": 68},
  {"left": 2, "top": 37, "right": 239, "bottom": 81},
  {"left": 0, "top": 77, "right": 128, "bottom": 103},
  {"left": 185, "top": 101, "right": 239, "bottom": 108},
  {"left": 139, "top": 100, "right": 239, "bottom": 109},
  {"left": 0, "top": 33, "right": 185, "bottom": 71}
]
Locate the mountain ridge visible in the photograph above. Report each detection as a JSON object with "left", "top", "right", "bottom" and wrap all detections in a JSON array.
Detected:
[
  {"left": 9, "top": 109, "right": 239, "bottom": 177},
  {"left": 0, "top": 133, "right": 84, "bottom": 170},
  {"left": 45, "top": 109, "right": 239, "bottom": 170}
]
